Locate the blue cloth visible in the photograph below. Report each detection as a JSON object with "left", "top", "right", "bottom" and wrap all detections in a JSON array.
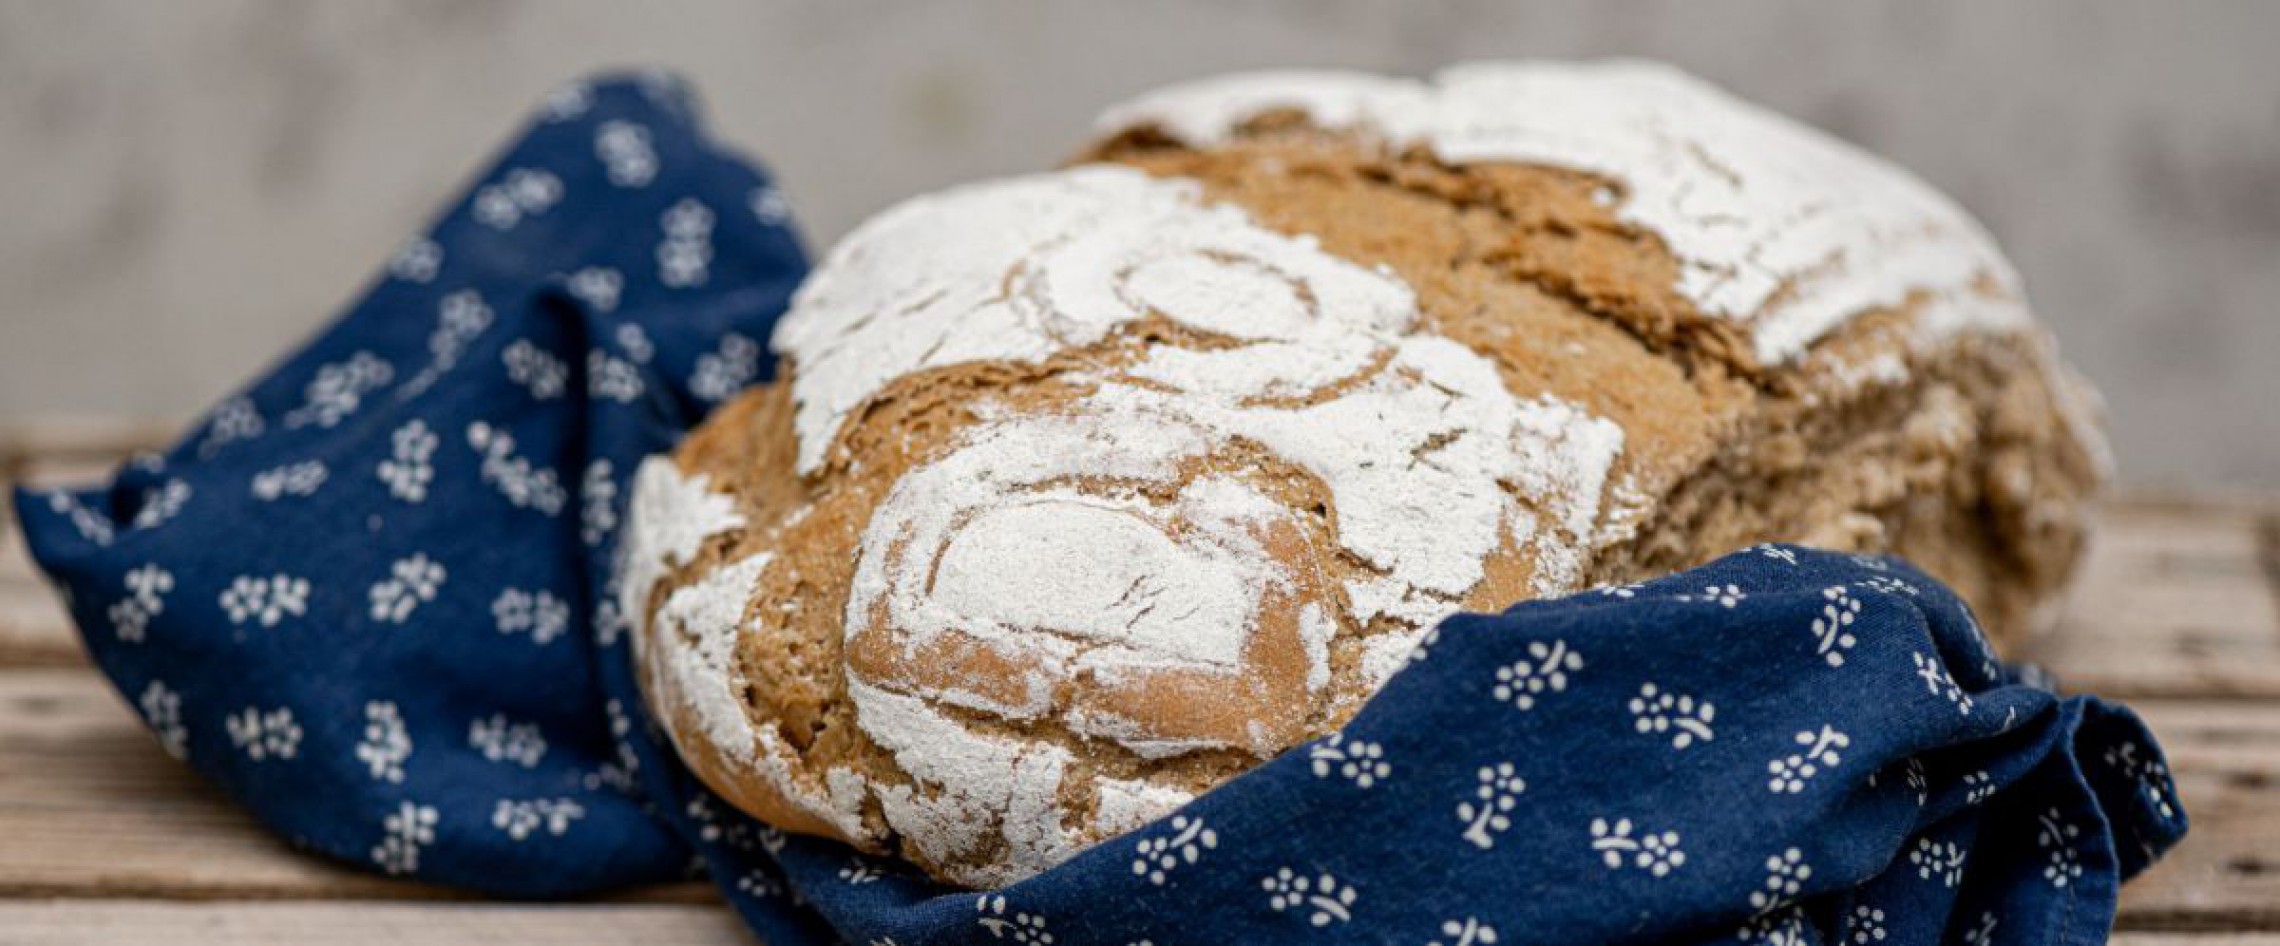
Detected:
[{"left": 15, "top": 75, "right": 2184, "bottom": 946}]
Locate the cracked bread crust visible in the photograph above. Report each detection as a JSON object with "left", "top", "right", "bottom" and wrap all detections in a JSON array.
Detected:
[
  {"left": 625, "top": 62, "right": 2107, "bottom": 889},
  {"left": 1085, "top": 124, "right": 2102, "bottom": 641}
]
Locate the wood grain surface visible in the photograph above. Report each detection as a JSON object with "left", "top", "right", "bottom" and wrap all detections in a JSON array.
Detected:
[{"left": 2, "top": 427, "right": 2275, "bottom": 944}]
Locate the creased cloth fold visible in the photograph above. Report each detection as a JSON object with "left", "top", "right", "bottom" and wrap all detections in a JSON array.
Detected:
[{"left": 14, "top": 74, "right": 2184, "bottom": 946}]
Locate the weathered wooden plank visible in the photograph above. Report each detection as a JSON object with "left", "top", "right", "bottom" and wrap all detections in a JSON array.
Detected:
[
  {"left": 0, "top": 436, "right": 127, "bottom": 669},
  {"left": 0, "top": 669, "right": 456, "bottom": 900},
  {"left": 0, "top": 670, "right": 2269, "bottom": 927},
  {"left": 0, "top": 442, "right": 88, "bottom": 669},
  {"left": 0, "top": 905, "right": 2268, "bottom": 946},
  {"left": 0, "top": 900, "right": 754, "bottom": 946},
  {"left": 0, "top": 521, "right": 82, "bottom": 668},
  {"left": 0, "top": 669, "right": 709, "bottom": 905},
  {"left": 0, "top": 432, "right": 100, "bottom": 667},
  {"left": 4, "top": 451, "right": 140, "bottom": 495},
  {"left": 0, "top": 516, "right": 36, "bottom": 582},
  {"left": 0, "top": 591, "right": 79, "bottom": 668},
  {"left": 0, "top": 418, "right": 175, "bottom": 471},
  {"left": 0, "top": 424, "right": 2274, "bottom": 930},
  {"left": 2031, "top": 504, "right": 2280, "bottom": 699},
  {"left": 2116, "top": 700, "right": 2280, "bottom": 931}
]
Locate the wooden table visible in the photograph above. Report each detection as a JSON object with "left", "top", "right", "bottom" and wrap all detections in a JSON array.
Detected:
[{"left": 3, "top": 423, "right": 2276, "bottom": 944}]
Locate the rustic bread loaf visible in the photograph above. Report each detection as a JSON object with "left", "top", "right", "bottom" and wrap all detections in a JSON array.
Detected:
[{"left": 621, "top": 61, "right": 2107, "bottom": 888}]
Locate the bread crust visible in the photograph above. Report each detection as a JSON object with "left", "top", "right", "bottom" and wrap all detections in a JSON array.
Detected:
[{"left": 624, "top": 62, "right": 2106, "bottom": 887}]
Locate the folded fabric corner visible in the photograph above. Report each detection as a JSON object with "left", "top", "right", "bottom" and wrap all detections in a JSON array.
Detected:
[{"left": 13, "top": 69, "right": 807, "bottom": 898}]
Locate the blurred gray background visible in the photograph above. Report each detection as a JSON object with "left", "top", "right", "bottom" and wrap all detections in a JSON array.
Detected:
[{"left": 1, "top": 1, "right": 2275, "bottom": 490}]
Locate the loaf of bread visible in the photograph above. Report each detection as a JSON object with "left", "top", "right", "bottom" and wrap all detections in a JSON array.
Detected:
[{"left": 621, "top": 61, "right": 2107, "bottom": 888}]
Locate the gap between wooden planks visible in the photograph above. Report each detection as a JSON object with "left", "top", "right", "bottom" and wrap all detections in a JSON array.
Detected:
[
  {"left": 3, "top": 428, "right": 2279, "bottom": 940},
  {"left": 0, "top": 903, "right": 2268, "bottom": 946},
  {"left": 0, "top": 670, "right": 2274, "bottom": 935},
  {"left": 0, "top": 901, "right": 751, "bottom": 946},
  {"left": 0, "top": 669, "right": 713, "bottom": 905}
]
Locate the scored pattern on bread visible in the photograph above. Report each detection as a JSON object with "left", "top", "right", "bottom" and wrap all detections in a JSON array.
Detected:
[
  {"left": 622, "top": 61, "right": 2109, "bottom": 887},
  {"left": 769, "top": 166, "right": 1422, "bottom": 475},
  {"left": 643, "top": 165, "right": 1633, "bottom": 884},
  {"left": 1098, "top": 61, "right": 2035, "bottom": 369}
]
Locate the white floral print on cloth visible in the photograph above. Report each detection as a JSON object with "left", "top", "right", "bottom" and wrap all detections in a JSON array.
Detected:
[
  {"left": 2104, "top": 740, "right": 2181, "bottom": 821},
  {"left": 567, "top": 267, "right": 624, "bottom": 313},
  {"left": 1766, "top": 726, "right": 1851, "bottom": 794},
  {"left": 579, "top": 459, "right": 619, "bottom": 547},
  {"left": 689, "top": 333, "right": 761, "bottom": 403},
  {"left": 975, "top": 895, "right": 1054, "bottom": 943},
  {"left": 6, "top": 73, "right": 2183, "bottom": 946},
  {"left": 129, "top": 479, "right": 192, "bottom": 530},
  {"left": 1910, "top": 836, "right": 1968, "bottom": 888},
  {"left": 502, "top": 339, "right": 570, "bottom": 400},
  {"left": 656, "top": 198, "right": 715, "bottom": 288},
  {"left": 390, "top": 237, "right": 443, "bottom": 283},
  {"left": 1427, "top": 918, "right": 1499, "bottom": 946},
  {"left": 283, "top": 351, "right": 393, "bottom": 429},
  {"left": 467, "top": 421, "right": 566, "bottom": 515},
  {"left": 1457, "top": 763, "right": 1526, "bottom": 849},
  {"left": 1490, "top": 638, "right": 1581, "bottom": 710},
  {"left": 109, "top": 564, "right": 172, "bottom": 642},
  {"left": 1628, "top": 681, "right": 1717, "bottom": 749},
  {"left": 8, "top": 74, "right": 804, "bottom": 909},
  {"left": 226, "top": 705, "right": 303, "bottom": 761},
  {"left": 357, "top": 701, "right": 412, "bottom": 784},
  {"left": 1811, "top": 585, "right": 1863, "bottom": 667},
  {"left": 398, "top": 290, "right": 495, "bottom": 400},
  {"left": 250, "top": 460, "right": 328, "bottom": 501},
  {"left": 138, "top": 681, "right": 188, "bottom": 759},
  {"left": 493, "top": 587, "right": 572, "bottom": 644},
  {"left": 373, "top": 801, "right": 438, "bottom": 875},
  {"left": 1262, "top": 868, "right": 1357, "bottom": 927},
  {"left": 472, "top": 168, "right": 563, "bottom": 231},
  {"left": 492, "top": 798, "right": 587, "bottom": 840},
  {"left": 587, "top": 347, "right": 647, "bottom": 403},
  {"left": 1307, "top": 732, "right": 1391, "bottom": 788},
  {"left": 469, "top": 713, "right": 548, "bottom": 768},
  {"left": 1132, "top": 815, "right": 1217, "bottom": 885},
  {"left": 369, "top": 554, "right": 446, "bottom": 624},
  {"left": 219, "top": 573, "right": 309, "bottom": 627},
  {"left": 379, "top": 419, "right": 440, "bottom": 502},
  {"left": 1591, "top": 817, "right": 1685, "bottom": 876}
]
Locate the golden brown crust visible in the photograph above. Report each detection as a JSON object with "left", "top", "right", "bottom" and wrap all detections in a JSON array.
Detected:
[
  {"left": 1087, "top": 126, "right": 2099, "bottom": 642},
  {"left": 632, "top": 110, "right": 2103, "bottom": 887}
]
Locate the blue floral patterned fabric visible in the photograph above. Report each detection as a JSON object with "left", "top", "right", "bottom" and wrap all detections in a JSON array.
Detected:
[{"left": 14, "top": 75, "right": 2184, "bottom": 946}]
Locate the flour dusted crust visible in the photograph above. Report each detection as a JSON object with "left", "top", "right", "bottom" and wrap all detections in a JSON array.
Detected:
[
  {"left": 1097, "top": 61, "right": 2041, "bottom": 368},
  {"left": 623, "top": 61, "right": 2108, "bottom": 887}
]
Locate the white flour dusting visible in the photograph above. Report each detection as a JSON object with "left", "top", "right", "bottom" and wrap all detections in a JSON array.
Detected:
[
  {"left": 1297, "top": 603, "right": 1334, "bottom": 694},
  {"left": 651, "top": 552, "right": 771, "bottom": 764},
  {"left": 620, "top": 458, "right": 745, "bottom": 643},
  {"left": 620, "top": 461, "right": 873, "bottom": 842},
  {"left": 1355, "top": 630, "right": 1430, "bottom": 693},
  {"left": 1097, "top": 60, "right": 2033, "bottom": 367},
  {"left": 808, "top": 167, "right": 1626, "bottom": 778},
  {"left": 1093, "top": 778, "right": 1198, "bottom": 838},
  {"left": 847, "top": 677, "right": 1079, "bottom": 886},
  {"left": 770, "top": 166, "right": 1416, "bottom": 474},
  {"left": 843, "top": 403, "right": 1260, "bottom": 720}
]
